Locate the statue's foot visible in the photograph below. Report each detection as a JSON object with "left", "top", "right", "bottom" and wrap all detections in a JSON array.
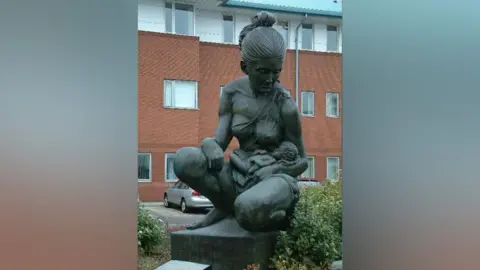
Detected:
[{"left": 186, "top": 207, "right": 227, "bottom": 230}]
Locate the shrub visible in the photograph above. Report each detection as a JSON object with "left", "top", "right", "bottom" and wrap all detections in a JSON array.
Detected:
[
  {"left": 137, "top": 202, "right": 166, "bottom": 254},
  {"left": 272, "top": 178, "right": 342, "bottom": 269}
]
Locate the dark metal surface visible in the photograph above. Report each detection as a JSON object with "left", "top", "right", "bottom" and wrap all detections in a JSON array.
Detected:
[{"left": 171, "top": 217, "right": 279, "bottom": 270}]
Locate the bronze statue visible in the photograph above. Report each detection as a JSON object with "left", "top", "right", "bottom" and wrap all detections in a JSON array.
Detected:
[{"left": 174, "top": 11, "right": 308, "bottom": 232}]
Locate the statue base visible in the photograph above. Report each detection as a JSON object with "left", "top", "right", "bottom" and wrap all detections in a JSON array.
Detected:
[{"left": 170, "top": 217, "right": 279, "bottom": 270}]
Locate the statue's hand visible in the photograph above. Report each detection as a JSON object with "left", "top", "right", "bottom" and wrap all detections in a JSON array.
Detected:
[
  {"left": 247, "top": 164, "right": 260, "bottom": 175},
  {"left": 253, "top": 164, "right": 278, "bottom": 181},
  {"left": 201, "top": 137, "right": 224, "bottom": 173},
  {"left": 248, "top": 154, "right": 276, "bottom": 168}
]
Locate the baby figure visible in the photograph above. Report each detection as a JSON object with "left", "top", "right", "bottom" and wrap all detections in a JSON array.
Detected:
[
  {"left": 271, "top": 141, "right": 300, "bottom": 165},
  {"left": 247, "top": 141, "right": 300, "bottom": 176},
  {"left": 229, "top": 141, "right": 301, "bottom": 193}
]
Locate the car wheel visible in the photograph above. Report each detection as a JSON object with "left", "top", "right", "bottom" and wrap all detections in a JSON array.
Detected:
[
  {"left": 163, "top": 194, "right": 170, "bottom": 208},
  {"left": 180, "top": 199, "right": 188, "bottom": 213}
]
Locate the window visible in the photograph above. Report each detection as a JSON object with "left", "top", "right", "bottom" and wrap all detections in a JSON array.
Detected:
[
  {"left": 301, "top": 91, "right": 315, "bottom": 116},
  {"left": 327, "top": 25, "right": 339, "bottom": 52},
  {"left": 223, "top": 14, "right": 234, "bottom": 43},
  {"left": 173, "top": 181, "right": 188, "bottom": 189},
  {"left": 138, "top": 152, "right": 152, "bottom": 182},
  {"left": 165, "top": 2, "right": 194, "bottom": 36},
  {"left": 165, "top": 153, "right": 177, "bottom": 182},
  {"left": 301, "top": 156, "right": 315, "bottom": 178},
  {"left": 326, "top": 157, "right": 340, "bottom": 180},
  {"left": 301, "top": 23, "right": 313, "bottom": 50},
  {"left": 220, "top": 85, "right": 224, "bottom": 97},
  {"left": 275, "top": 21, "right": 289, "bottom": 45},
  {"left": 164, "top": 80, "right": 198, "bottom": 109},
  {"left": 326, "top": 92, "right": 339, "bottom": 117}
]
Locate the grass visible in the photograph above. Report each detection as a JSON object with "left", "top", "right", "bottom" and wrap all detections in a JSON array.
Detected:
[
  {"left": 138, "top": 231, "right": 171, "bottom": 270},
  {"left": 138, "top": 255, "right": 164, "bottom": 270}
]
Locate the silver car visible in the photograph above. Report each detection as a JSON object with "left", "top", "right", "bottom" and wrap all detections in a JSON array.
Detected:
[
  {"left": 163, "top": 181, "right": 213, "bottom": 213},
  {"left": 297, "top": 179, "right": 322, "bottom": 187}
]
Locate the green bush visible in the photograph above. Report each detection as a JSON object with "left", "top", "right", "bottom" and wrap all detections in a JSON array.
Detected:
[
  {"left": 272, "top": 179, "right": 342, "bottom": 270},
  {"left": 137, "top": 202, "right": 166, "bottom": 254}
]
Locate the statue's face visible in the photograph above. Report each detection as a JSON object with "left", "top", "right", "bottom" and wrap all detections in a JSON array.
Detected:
[{"left": 245, "top": 57, "right": 283, "bottom": 94}]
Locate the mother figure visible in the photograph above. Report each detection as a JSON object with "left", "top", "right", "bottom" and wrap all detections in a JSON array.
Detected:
[{"left": 174, "top": 11, "right": 308, "bottom": 232}]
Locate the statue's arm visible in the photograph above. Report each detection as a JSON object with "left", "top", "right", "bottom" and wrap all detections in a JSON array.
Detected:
[
  {"left": 214, "top": 87, "right": 234, "bottom": 151},
  {"left": 274, "top": 97, "right": 309, "bottom": 177}
]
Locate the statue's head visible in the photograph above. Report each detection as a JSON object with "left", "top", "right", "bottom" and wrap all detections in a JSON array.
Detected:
[{"left": 238, "top": 11, "right": 286, "bottom": 94}]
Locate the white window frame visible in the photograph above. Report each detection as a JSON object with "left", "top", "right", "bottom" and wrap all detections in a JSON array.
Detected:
[
  {"left": 164, "top": 153, "right": 177, "bottom": 183},
  {"left": 220, "top": 85, "right": 224, "bottom": 97},
  {"left": 301, "top": 156, "right": 315, "bottom": 179},
  {"left": 222, "top": 13, "right": 235, "bottom": 44},
  {"left": 326, "top": 24, "right": 339, "bottom": 52},
  {"left": 276, "top": 20, "right": 290, "bottom": 48},
  {"left": 326, "top": 156, "right": 340, "bottom": 181},
  {"left": 326, "top": 92, "right": 340, "bottom": 118},
  {"left": 137, "top": 152, "right": 152, "bottom": 183},
  {"left": 301, "top": 90, "right": 315, "bottom": 116},
  {"left": 164, "top": 1, "right": 196, "bottom": 36},
  {"left": 301, "top": 23, "right": 314, "bottom": 51},
  {"left": 163, "top": 79, "right": 198, "bottom": 109}
]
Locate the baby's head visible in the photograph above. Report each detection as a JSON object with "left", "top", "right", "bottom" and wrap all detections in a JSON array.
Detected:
[{"left": 272, "top": 141, "right": 299, "bottom": 161}]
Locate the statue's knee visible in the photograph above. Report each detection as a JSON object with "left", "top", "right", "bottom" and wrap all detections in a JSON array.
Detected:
[
  {"left": 173, "top": 147, "right": 207, "bottom": 179},
  {"left": 234, "top": 196, "right": 268, "bottom": 231},
  {"left": 234, "top": 204, "right": 255, "bottom": 231}
]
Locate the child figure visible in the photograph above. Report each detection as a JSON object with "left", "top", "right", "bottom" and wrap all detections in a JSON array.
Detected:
[
  {"left": 246, "top": 141, "right": 300, "bottom": 180},
  {"left": 271, "top": 141, "right": 300, "bottom": 166},
  {"left": 229, "top": 141, "right": 301, "bottom": 194}
]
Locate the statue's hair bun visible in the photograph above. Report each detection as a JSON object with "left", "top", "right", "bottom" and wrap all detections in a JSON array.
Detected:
[{"left": 251, "top": 11, "right": 276, "bottom": 28}]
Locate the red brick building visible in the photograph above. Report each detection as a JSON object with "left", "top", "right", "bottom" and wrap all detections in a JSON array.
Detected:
[{"left": 137, "top": 31, "right": 342, "bottom": 202}]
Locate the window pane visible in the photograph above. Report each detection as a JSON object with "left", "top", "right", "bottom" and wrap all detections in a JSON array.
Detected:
[
  {"left": 223, "top": 15, "right": 234, "bottom": 43},
  {"left": 301, "top": 92, "right": 305, "bottom": 112},
  {"left": 301, "top": 92, "right": 307, "bottom": 114},
  {"left": 301, "top": 156, "right": 315, "bottom": 178},
  {"left": 173, "top": 81, "right": 196, "bottom": 108},
  {"left": 165, "top": 2, "right": 172, "bottom": 33},
  {"left": 164, "top": 80, "right": 173, "bottom": 107},
  {"left": 308, "top": 93, "right": 314, "bottom": 114},
  {"left": 301, "top": 24, "right": 313, "bottom": 50},
  {"left": 332, "top": 94, "right": 338, "bottom": 115},
  {"left": 165, "top": 154, "right": 177, "bottom": 180},
  {"left": 175, "top": 3, "right": 194, "bottom": 35},
  {"left": 302, "top": 91, "right": 314, "bottom": 115},
  {"left": 138, "top": 153, "right": 150, "bottom": 180},
  {"left": 327, "top": 157, "right": 339, "bottom": 180},
  {"left": 326, "top": 93, "right": 339, "bottom": 117},
  {"left": 327, "top": 25, "right": 338, "bottom": 51}
]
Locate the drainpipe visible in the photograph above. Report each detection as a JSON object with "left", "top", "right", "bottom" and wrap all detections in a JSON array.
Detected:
[{"left": 295, "top": 14, "right": 308, "bottom": 107}]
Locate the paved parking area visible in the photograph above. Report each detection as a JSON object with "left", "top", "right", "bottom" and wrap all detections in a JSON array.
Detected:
[{"left": 141, "top": 202, "right": 207, "bottom": 228}]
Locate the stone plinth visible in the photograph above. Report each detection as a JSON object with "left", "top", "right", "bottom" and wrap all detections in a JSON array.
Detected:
[{"left": 170, "top": 217, "right": 279, "bottom": 270}]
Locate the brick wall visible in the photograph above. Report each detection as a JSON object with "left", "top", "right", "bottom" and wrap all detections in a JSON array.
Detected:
[{"left": 138, "top": 31, "right": 342, "bottom": 201}]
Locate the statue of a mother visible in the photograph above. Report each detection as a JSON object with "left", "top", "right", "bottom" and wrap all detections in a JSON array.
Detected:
[{"left": 173, "top": 11, "right": 308, "bottom": 232}]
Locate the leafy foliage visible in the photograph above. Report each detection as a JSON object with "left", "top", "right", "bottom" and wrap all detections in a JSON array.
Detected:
[
  {"left": 137, "top": 202, "right": 166, "bottom": 255},
  {"left": 272, "top": 177, "right": 342, "bottom": 269}
]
